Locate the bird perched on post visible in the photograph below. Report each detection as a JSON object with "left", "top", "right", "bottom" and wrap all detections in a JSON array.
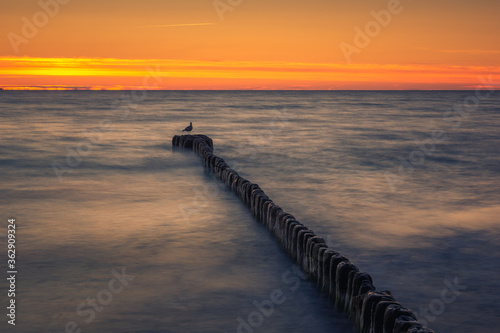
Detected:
[{"left": 182, "top": 122, "right": 193, "bottom": 132}]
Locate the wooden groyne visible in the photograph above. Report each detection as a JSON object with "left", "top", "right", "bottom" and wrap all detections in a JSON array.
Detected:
[{"left": 172, "top": 134, "right": 435, "bottom": 333}]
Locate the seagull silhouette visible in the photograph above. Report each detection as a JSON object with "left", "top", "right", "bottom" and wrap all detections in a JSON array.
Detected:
[{"left": 182, "top": 122, "right": 193, "bottom": 132}]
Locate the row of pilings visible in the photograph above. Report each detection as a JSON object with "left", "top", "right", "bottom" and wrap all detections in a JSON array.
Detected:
[{"left": 172, "top": 134, "right": 435, "bottom": 333}]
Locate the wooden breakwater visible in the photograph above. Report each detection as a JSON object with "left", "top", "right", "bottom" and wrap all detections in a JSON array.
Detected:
[{"left": 172, "top": 134, "right": 435, "bottom": 333}]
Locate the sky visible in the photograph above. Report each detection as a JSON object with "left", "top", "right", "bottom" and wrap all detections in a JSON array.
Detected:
[{"left": 1, "top": 0, "right": 499, "bottom": 90}]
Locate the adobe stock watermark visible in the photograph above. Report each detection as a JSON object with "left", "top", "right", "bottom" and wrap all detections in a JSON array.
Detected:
[
  {"left": 385, "top": 75, "right": 496, "bottom": 192},
  {"left": 52, "top": 66, "right": 164, "bottom": 182},
  {"left": 213, "top": 0, "right": 244, "bottom": 21},
  {"left": 8, "top": 0, "right": 72, "bottom": 53},
  {"left": 231, "top": 264, "right": 308, "bottom": 333},
  {"left": 51, "top": 267, "right": 135, "bottom": 333},
  {"left": 178, "top": 108, "right": 294, "bottom": 225},
  {"left": 418, "top": 277, "right": 467, "bottom": 328},
  {"left": 339, "top": 0, "right": 412, "bottom": 63},
  {"left": 178, "top": 182, "right": 225, "bottom": 225}
]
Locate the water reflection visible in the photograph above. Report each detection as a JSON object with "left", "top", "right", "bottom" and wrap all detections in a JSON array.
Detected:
[{"left": 0, "top": 91, "right": 499, "bottom": 332}]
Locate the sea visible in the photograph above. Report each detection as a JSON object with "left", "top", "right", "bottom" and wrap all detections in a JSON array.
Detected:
[{"left": 0, "top": 90, "right": 499, "bottom": 333}]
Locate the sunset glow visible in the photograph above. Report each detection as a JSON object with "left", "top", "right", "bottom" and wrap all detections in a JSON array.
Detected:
[{"left": 1, "top": 0, "right": 499, "bottom": 90}]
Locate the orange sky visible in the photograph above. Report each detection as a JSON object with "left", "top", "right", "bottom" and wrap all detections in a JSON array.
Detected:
[{"left": 1, "top": 0, "right": 499, "bottom": 90}]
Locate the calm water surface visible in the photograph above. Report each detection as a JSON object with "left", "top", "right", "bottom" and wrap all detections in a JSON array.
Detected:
[{"left": 0, "top": 91, "right": 499, "bottom": 333}]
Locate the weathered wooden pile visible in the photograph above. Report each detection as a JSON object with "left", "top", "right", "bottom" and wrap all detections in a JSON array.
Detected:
[{"left": 172, "top": 134, "right": 435, "bottom": 333}]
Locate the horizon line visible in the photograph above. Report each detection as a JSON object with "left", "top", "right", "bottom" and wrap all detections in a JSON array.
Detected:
[{"left": 0, "top": 87, "right": 490, "bottom": 92}]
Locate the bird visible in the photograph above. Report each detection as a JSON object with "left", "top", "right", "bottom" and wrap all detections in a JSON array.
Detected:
[{"left": 182, "top": 122, "right": 193, "bottom": 132}]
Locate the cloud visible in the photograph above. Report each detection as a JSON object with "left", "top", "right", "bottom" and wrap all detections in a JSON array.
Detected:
[
  {"left": 1, "top": 56, "right": 498, "bottom": 90},
  {"left": 440, "top": 49, "right": 500, "bottom": 55},
  {"left": 139, "top": 23, "right": 215, "bottom": 28}
]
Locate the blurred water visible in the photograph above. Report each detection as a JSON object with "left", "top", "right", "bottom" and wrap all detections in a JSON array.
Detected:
[{"left": 0, "top": 91, "right": 499, "bottom": 333}]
